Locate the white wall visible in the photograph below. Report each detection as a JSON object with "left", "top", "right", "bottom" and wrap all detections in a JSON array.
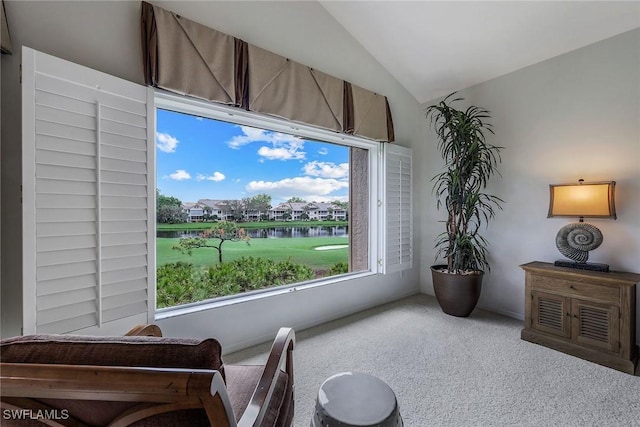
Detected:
[
  {"left": 418, "top": 29, "right": 640, "bottom": 338},
  {"left": 0, "top": 1, "right": 422, "bottom": 347}
]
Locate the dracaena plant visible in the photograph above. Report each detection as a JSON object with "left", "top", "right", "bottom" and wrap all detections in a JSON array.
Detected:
[{"left": 426, "top": 93, "right": 504, "bottom": 273}]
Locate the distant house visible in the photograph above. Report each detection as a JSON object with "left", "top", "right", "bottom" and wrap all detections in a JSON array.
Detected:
[
  {"left": 182, "top": 202, "right": 206, "bottom": 222},
  {"left": 185, "top": 199, "right": 347, "bottom": 222},
  {"left": 195, "top": 199, "right": 230, "bottom": 221},
  {"left": 269, "top": 202, "right": 347, "bottom": 221},
  {"left": 196, "top": 199, "right": 253, "bottom": 221}
]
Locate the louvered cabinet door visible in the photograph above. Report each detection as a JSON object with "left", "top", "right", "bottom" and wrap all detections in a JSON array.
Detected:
[
  {"left": 531, "top": 291, "right": 571, "bottom": 338},
  {"left": 571, "top": 299, "right": 620, "bottom": 353}
]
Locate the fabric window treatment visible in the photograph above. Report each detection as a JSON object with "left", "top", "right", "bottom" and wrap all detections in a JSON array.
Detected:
[
  {"left": 345, "top": 83, "right": 395, "bottom": 142},
  {"left": 141, "top": 1, "right": 238, "bottom": 105},
  {"left": 247, "top": 44, "right": 344, "bottom": 133},
  {"left": 140, "top": 1, "right": 394, "bottom": 142}
]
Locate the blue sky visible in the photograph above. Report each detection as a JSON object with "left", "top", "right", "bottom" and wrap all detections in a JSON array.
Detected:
[{"left": 156, "top": 109, "right": 349, "bottom": 205}]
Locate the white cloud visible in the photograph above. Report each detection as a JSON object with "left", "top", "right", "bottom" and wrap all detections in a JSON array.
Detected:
[
  {"left": 197, "top": 171, "right": 226, "bottom": 182},
  {"left": 257, "top": 144, "right": 305, "bottom": 161},
  {"left": 227, "top": 125, "right": 306, "bottom": 161},
  {"left": 318, "top": 148, "right": 328, "bottom": 155},
  {"left": 156, "top": 132, "right": 179, "bottom": 153},
  {"left": 227, "top": 126, "right": 302, "bottom": 149},
  {"left": 246, "top": 176, "right": 348, "bottom": 198},
  {"left": 167, "top": 169, "right": 191, "bottom": 181},
  {"left": 302, "top": 161, "right": 349, "bottom": 179},
  {"left": 210, "top": 172, "right": 225, "bottom": 182}
]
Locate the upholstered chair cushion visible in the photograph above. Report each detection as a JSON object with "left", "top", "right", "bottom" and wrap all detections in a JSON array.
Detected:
[{"left": 0, "top": 334, "right": 223, "bottom": 373}]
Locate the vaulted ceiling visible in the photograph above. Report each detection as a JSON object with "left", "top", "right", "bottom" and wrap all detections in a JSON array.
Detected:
[{"left": 320, "top": 1, "right": 640, "bottom": 103}]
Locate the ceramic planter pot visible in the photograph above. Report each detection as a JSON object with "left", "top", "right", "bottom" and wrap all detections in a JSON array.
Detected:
[{"left": 431, "top": 265, "right": 484, "bottom": 317}]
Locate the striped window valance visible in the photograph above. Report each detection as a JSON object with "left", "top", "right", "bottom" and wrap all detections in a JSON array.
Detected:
[{"left": 140, "top": 1, "right": 394, "bottom": 142}]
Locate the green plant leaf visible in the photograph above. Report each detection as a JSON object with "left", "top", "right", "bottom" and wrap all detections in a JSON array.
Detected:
[{"left": 426, "top": 92, "right": 504, "bottom": 272}]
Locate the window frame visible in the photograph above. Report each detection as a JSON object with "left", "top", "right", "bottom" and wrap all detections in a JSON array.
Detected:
[
  {"left": 21, "top": 47, "right": 411, "bottom": 334},
  {"left": 154, "top": 91, "right": 382, "bottom": 319}
]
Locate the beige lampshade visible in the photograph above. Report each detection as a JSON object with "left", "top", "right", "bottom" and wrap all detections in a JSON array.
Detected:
[{"left": 548, "top": 181, "right": 616, "bottom": 219}]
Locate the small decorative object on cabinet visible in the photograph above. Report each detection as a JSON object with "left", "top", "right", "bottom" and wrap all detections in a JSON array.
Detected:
[{"left": 520, "top": 261, "right": 639, "bottom": 375}]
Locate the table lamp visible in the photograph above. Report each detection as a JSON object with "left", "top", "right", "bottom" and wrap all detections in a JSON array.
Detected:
[{"left": 547, "top": 179, "right": 616, "bottom": 272}]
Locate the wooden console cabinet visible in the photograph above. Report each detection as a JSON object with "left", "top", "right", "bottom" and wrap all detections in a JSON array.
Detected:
[{"left": 520, "top": 261, "right": 640, "bottom": 375}]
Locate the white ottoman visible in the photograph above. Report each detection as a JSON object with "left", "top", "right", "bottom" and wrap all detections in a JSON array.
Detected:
[{"left": 311, "top": 372, "right": 403, "bottom": 427}]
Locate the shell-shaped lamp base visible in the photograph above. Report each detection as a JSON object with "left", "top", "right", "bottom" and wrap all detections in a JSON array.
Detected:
[{"left": 555, "top": 222, "right": 603, "bottom": 263}]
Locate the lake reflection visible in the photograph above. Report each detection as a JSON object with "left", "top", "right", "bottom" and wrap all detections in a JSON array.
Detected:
[{"left": 157, "top": 225, "right": 348, "bottom": 239}]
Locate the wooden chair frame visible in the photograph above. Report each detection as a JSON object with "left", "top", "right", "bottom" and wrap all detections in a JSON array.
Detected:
[{"left": 0, "top": 325, "right": 295, "bottom": 427}]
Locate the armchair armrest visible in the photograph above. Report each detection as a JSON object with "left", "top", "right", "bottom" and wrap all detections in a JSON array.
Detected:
[
  {"left": 125, "top": 324, "right": 163, "bottom": 337},
  {"left": 0, "top": 363, "right": 236, "bottom": 427},
  {"left": 237, "top": 327, "right": 295, "bottom": 427}
]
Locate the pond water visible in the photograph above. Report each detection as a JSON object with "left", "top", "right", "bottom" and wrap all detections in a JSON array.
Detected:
[{"left": 157, "top": 225, "right": 348, "bottom": 239}]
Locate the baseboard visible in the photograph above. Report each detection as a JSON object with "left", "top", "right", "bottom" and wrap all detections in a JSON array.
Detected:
[
  {"left": 289, "top": 289, "right": 420, "bottom": 336},
  {"left": 478, "top": 305, "right": 523, "bottom": 321},
  {"left": 420, "top": 291, "right": 524, "bottom": 321}
]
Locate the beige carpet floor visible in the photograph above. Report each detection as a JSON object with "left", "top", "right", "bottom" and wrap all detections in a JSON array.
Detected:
[{"left": 226, "top": 294, "right": 640, "bottom": 426}]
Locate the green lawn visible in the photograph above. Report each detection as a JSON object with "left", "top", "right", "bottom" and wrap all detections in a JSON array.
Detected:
[{"left": 157, "top": 236, "right": 348, "bottom": 270}]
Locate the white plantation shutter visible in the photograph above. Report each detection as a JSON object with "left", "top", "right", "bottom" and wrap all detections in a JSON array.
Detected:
[
  {"left": 380, "top": 143, "right": 412, "bottom": 274},
  {"left": 22, "top": 47, "right": 155, "bottom": 335}
]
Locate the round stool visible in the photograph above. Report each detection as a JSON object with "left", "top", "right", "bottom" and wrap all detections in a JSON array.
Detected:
[{"left": 311, "top": 372, "right": 403, "bottom": 427}]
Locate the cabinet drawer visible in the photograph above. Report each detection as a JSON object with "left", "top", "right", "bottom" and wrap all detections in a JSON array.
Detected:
[{"left": 530, "top": 275, "right": 619, "bottom": 304}]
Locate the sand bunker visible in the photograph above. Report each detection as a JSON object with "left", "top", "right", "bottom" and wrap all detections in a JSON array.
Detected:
[{"left": 314, "top": 245, "right": 349, "bottom": 251}]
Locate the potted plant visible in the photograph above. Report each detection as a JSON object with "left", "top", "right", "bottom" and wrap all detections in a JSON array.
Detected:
[{"left": 425, "top": 93, "right": 504, "bottom": 317}]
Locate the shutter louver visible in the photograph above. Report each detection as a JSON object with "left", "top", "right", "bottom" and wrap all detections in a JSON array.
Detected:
[
  {"left": 578, "top": 306, "right": 610, "bottom": 343},
  {"left": 99, "top": 99, "right": 149, "bottom": 326},
  {"left": 538, "top": 298, "right": 563, "bottom": 331},
  {"left": 23, "top": 47, "right": 153, "bottom": 335},
  {"left": 381, "top": 144, "right": 412, "bottom": 274}
]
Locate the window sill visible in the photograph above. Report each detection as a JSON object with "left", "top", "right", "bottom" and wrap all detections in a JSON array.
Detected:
[{"left": 154, "top": 270, "right": 376, "bottom": 320}]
